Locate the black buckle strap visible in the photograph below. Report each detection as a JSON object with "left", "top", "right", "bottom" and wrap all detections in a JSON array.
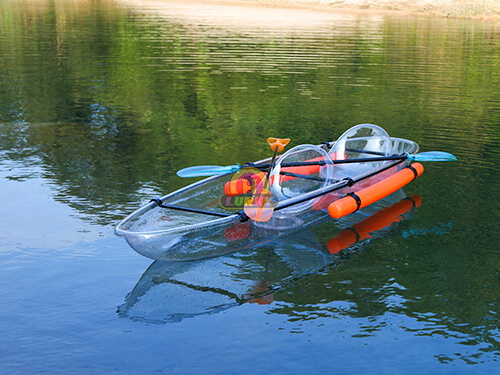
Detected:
[
  {"left": 150, "top": 198, "right": 162, "bottom": 207},
  {"left": 407, "top": 165, "right": 418, "bottom": 181},
  {"left": 343, "top": 177, "right": 355, "bottom": 187},
  {"left": 347, "top": 192, "right": 362, "bottom": 212}
]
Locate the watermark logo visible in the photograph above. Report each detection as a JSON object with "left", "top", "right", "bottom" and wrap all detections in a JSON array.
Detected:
[{"left": 219, "top": 167, "right": 278, "bottom": 210}]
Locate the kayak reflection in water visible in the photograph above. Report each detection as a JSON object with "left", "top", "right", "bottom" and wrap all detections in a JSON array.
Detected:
[{"left": 118, "top": 192, "right": 429, "bottom": 324}]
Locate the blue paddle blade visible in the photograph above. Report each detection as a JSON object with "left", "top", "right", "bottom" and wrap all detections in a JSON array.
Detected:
[
  {"left": 176, "top": 163, "right": 241, "bottom": 177},
  {"left": 408, "top": 151, "right": 457, "bottom": 162}
]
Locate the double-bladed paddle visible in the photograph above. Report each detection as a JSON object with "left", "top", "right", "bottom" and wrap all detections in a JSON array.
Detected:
[{"left": 176, "top": 151, "right": 457, "bottom": 178}]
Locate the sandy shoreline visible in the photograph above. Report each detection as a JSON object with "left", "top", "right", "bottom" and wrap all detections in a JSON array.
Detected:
[{"left": 140, "top": 0, "right": 500, "bottom": 20}]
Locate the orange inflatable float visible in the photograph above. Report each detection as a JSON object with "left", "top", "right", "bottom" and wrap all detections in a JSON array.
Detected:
[{"left": 328, "top": 163, "right": 424, "bottom": 219}]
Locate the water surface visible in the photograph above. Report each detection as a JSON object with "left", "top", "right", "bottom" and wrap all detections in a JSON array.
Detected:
[{"left": 1, "top": 0, "right": 499, "bottom": 373}]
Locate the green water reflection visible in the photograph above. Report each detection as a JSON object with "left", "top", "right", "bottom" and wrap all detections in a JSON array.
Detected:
[{"left": 1, "top": 0, "right": 499, "bottom": 369}]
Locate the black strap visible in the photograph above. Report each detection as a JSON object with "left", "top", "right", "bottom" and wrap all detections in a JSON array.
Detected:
[
  {"left": 345, "top": 148, "right": 387, "bottom": 156},
  {"left": 347, "top": 192, "right": 362, "bottom": 212},
  {"left": 237, "top": 211, "right": 249, "bottom": 222},
  {"left": 151, "top": 198, "right": 232, "bottom": 218},
  {"left": 150, "top": 198, "right": 162, "bottom": 207},
  {"left": 407, "top": 164, "right": 418, "bottom": 181},
  {"left": 343, "top": 177, "right": 355, "bottom": 187},
  {"left": 279, "top": 171, "right": 326, "bottom": 182}
]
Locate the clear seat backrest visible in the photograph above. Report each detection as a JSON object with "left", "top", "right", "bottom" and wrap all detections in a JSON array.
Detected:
[
  {"left": 328, "top": 123, "right": 392, "bottom": 179},
  {"left": 270, "top": 145, "right": 334, "bottom": 201}
]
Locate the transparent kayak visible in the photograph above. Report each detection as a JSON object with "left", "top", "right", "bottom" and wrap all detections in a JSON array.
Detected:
[{"left": 116, "top": 125, "right": 419, "bottom": 261}]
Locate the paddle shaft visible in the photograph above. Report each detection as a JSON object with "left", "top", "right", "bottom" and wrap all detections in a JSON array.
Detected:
[
  {"left": 178, "top": 149, "right": 454, "bottom": 177},
  {"left": 264, "top": 146, "right": 279, "bottom": 185},
  {"left": 252, "top": 154, "right": 408, "bottom": 170}
]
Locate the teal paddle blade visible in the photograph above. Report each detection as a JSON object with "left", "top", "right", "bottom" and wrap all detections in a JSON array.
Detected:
[
  {"left": 177, "top": 163, "right": 241, "bottom": 177},
  {"left": 408, "top": 151, "right": 457, "bottom": 162}
]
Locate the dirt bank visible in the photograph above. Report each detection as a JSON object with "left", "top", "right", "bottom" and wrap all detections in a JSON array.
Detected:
[{"left": 154, "top": 0, "right": 500, "bottom": 20}]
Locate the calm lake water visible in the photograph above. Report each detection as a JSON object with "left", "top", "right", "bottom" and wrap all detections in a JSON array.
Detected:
[{"left": 1, "top": 0, "right": 499, "bottom": 373}]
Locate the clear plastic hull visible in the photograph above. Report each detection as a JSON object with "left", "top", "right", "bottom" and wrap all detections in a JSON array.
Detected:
[{"left": 116, "top": 138, "right": 418, "bottom": 261}]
